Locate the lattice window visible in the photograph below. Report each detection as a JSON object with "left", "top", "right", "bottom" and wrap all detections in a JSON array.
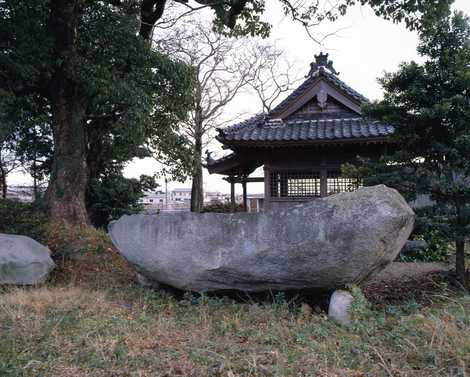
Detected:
[
  {"left": 327, "top": 171, "right": 361, "bottom": 195},
  {"left": 270, "top": 171, "right": 321, "bottom": 198}
]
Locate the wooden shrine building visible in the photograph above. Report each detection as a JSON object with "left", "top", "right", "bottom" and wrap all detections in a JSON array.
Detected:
[{"left": 206, "top": 53, "right": 394, "bottom": 211}]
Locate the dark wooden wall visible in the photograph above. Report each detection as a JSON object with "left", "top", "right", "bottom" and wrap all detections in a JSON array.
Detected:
[{"left": 257, "top": 144, "right": 387, "bottom": 210}]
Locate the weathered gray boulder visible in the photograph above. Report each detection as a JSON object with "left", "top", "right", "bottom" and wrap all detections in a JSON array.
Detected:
[
  {"left": 109, "top": 185, "right": 415, "bottom": 292},
  {"left": 0, "top": 234, "right": 55, "bottom": 285}
]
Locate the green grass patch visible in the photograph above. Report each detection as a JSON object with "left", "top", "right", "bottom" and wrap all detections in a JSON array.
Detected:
[{"left": 0, "top": 281, "right": 468, "bottom": 376}]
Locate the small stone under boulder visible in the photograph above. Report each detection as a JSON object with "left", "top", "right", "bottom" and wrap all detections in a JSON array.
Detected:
[
  {"left": 109, "top": 185, "right": 415, "bottom": 293},
  {"left": 328, "top": 290, "right": 354, "bottom": 326},
  {"left": 0, "top": 234, "right": 55, "bottom": 285}
]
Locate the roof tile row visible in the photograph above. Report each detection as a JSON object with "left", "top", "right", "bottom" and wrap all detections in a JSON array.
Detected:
[{"left": 220, "top": 117, "right": 394, "bottom": 142}]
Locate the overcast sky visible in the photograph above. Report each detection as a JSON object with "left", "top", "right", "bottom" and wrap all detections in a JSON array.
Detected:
[{"left": 10, "top": 0, "right": 470, "bottom": 195}]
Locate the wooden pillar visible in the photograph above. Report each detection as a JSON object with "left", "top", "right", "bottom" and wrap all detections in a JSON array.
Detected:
[
  {"left": 264, "top": 165, "right": 270, "bottom": 211},
  {"left": 320, "top": 153, "right": 328, "bottom": 197},
  {"left": 320, "top": 169, "right": 328, "bottom": 197},
  {"left": 242, "top": 179, "right": 247, "bottom": 212},
  {"left": 230, "top": 177, "right": 236, "bottom": 212}
]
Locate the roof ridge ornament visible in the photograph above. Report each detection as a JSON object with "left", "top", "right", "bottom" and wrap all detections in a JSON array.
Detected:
[
  {"left": 205, "top": 150, "right": 216, "bottom": 165},
  {"left": 306, "top": 52, "right": 340, "bottom": 77}
]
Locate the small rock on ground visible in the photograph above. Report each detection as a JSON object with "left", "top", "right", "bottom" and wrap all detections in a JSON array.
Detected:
[
  {"left": 0, "top": 233, "right": 55, "bottom": 285},
  {"left": 328, "top": 290, "right": 354, "bottom": 326}
]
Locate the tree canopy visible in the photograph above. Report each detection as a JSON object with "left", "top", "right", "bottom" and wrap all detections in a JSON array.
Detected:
[
  {"left": 0, "top": 0, "right": 459, "bottom": 225},
  {"left": 344, "top": 7, "right": 470, "bottom": 285},
  {"left": 0, "top": 0, "right": 193, "bottom": 224}
]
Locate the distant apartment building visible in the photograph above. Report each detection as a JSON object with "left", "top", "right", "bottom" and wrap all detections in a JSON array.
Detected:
[
  {"left": 139, "top": 190, "right": 167, "bottom": 206},
  {"left": 140, "top": 188, "right": 190, "bottom": 212},
  {"left": 204, "top": 191, "right": 229, "bottom": 203},
  {"left": 139, "top": 187, "right": 261, "bottom": 212},
  {"left": 6, "top": 185, "right": 35, "bottom": 203},
  {"left": 171, "top": 188, "right": 192, "bottom": 202}
]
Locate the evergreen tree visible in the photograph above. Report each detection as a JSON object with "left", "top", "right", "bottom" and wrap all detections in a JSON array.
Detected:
[{"left": 344, "top": 8, "right": 470, "bottom": 285}]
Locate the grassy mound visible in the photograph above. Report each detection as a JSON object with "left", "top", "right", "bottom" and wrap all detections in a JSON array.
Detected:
[
  {"left": 0, "top": 199, "right": 135, "bottom": 288},
  {"left": 43, "top": 222, "right": 136, "bottom": 288}
]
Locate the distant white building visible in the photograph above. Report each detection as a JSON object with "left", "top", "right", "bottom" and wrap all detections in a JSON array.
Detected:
[
  {"left": 140, "top": 187, "right": 235, "bottom": 211},
  {"left": 139, "top": 190, "right": 167, "bottom": 206},
  {"left": 204, "top": 191, "right": 228, "bottom": 203},
  {"left": 171, "top": 188, "right": 192, "bottom": 202},
  {"left": 6, "top": 186, "right": 35, "bottom": 203}
]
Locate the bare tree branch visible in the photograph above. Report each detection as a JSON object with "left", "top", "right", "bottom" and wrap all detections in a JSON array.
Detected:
[
  {"left": 155, "top": 18, "right": 272, "bottom": 211},
  {"left": 243, "top": 41, "right": 303, "bottom": 113}
]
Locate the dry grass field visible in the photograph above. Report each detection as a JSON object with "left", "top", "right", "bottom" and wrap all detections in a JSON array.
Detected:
[{"left": 0, "top": 276, "right": 468, "bottom": 377}]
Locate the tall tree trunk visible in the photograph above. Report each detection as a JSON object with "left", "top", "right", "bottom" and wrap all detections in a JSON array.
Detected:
[
  {"left": 33, "top": 175, "right": 38, "bottom": 202},
  {"left": 190, "top": 130, "right": 204, "bottom": 213},
  {"left": 45, "top": 94, "right": 89, "bottom": 225},
  {"left": 455, "top": 204, "right": 467, "bottom": 287},
  {"left": 455, "top": 238, "right": 466, "bottom": 287},
  {"left": 0, "top": 167, "right": 6, "bottom": 199},
  {"left": 32, "top": 158, "right": 38, "bottom": 202},
  {"left": 44, "top": 0, "right": 89, "bottom": 225}
]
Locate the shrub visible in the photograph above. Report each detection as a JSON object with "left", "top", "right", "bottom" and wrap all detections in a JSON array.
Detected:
[
  {"left": 87, "top": 174, "right": 157, "bottom": 229},
  {"left": 202, "top": 201, "right": 244, "bottom": 213},
  {"left": 422, "top": 230, "right": 451, "bottom": 262},
  {"left": 400, "top": 230, "right": 451, "bottom": 263},
  {"left": 0, "top": 199, "right": 46, "bottom": 241},
  {"left": 349, "top": 285, "right": 374, "bottom": 331}
]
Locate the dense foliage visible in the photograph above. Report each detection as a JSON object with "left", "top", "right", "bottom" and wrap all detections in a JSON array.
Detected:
[
  {"left": 87, "top": 173, "right": 158, "bottom": 228},
  {"left": 202, "top": 202, "right": 244, "bottom": 213},
  {"left": 193, "top": 0, "right": 455, "bottom": 37},
  {"left": 0, "top": 0, "right": 457, "bottom": 225},
  {"left": 0, "top": 200, "right": 47, "bottom": 241},
  {"left": 343, "top": 6, "right": 470, "bottom": 284},
  {"left": 400, "top": 230, "right": 451, "bottom": 263},
  {"left": 0, "top": 0, "right": 193, "bottom": 224}
]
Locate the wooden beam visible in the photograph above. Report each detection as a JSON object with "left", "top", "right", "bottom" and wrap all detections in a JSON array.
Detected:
[
  {"left": 264, "top": 165, "right": 270, "bottom": 211},
  {"left": 230, "top": 178, "right": 235, "bottom": 212},
  {"left": 242, "top": 180, "right": 247, "bottom": 212},
  {"left": 245, "top": 177, "right": 264, "bottom": 183},
  {"left": 224, "top": 176, "right": 264, "bottom": 184}
]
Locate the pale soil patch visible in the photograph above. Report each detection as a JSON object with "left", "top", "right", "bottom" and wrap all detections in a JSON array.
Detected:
[{"left": 369, "top": 262, "right": 451, "bottom": 284}]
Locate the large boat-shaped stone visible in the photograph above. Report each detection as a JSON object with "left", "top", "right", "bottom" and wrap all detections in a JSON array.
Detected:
[{"left": 109, "top": 185, "right": 414, "bottom": 292}]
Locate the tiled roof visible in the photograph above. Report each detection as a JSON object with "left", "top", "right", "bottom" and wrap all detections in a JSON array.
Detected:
[
  {"left": 269, "top": 67, "right": 369, "bottom": 116},
  {"left": 221, "top": 113, "right": 267, "bottom": 134},
  {"left": 205, "top": 152, "right": 236, "bottom": 165},
  {"left": 218, "top": 117, "right": 394, "bottom": 143},
  {"left": 216, "top": 65, "right": 392, "bottom": 146}
]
